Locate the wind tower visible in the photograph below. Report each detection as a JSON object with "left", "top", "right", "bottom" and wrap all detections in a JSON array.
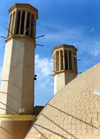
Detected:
[
  {"left": 52, "top": 44, "right": 78, "bottom": 95},
  {"left": 0, "top": 4, "right": 38, "bottom": 114}
]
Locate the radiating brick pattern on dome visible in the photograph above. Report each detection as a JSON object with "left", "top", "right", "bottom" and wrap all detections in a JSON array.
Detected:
[{"left": 26, "top": 63, "right": 100, "bottom": 139}]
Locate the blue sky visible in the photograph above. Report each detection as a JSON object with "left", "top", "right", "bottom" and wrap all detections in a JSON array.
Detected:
[{"left": 0, "top": 0, "right": 100, "bottom": 106}]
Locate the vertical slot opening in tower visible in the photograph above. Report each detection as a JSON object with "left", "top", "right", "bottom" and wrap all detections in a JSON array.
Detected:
[
  {"left": 20, "top": 11, "right": 25, "bottom": 34},
  {"left": 9, "top": 14, "right": 12, "bottom": 36},
  {"left": 69, "top": 50, "right": 73, "bottom": 70},
  {"left": 53, "top": 53, "right": 55, "bottom": 73},
  {"left": 56, "top": 51, "right": 59, "bottom": 71},
  {"left": 7, "top": 14, "right": 12, "bottom": 37},
  {"left": 11, "top": 12, "right": 15, "bottom": 35},
  {"left": 60, "top": 50, "right": 63, "bottom": 70},
  {"left": 30, "top": 14, "right": 34, "bottom": 38},
  {"left": 26, "top": 12, "right": 30, "bottom": 36},
  {"left": 74, "top": 51, "right": 77, "bottom": 72},
  {"left": 15, "top": 11, "right": 21, "bottom": 34},
  {"left": 65, "top": 50, "right": 68, "bottom": 70}
]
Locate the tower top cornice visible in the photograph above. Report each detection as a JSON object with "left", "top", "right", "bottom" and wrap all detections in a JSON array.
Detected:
[
  {"left": 9, "top": 3, "right": 38, "bottom": 20},
  {"left": 52, "top": 44, "right": 77, "bottom": 54}
]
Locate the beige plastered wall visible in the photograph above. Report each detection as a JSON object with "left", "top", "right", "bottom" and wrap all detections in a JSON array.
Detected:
[
  {"left": 0, "top": 37, "right": 35, "bottom": 115},
  {"left": 54, "top": 72, "right": 76, "bottom": 95},
  {"left": 0, "top": 39, "right": 13, "bottom": 114}
]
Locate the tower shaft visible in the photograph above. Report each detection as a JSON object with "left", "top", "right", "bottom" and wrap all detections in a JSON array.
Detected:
[{"left": 0, "top": 4, "right": 38, "bottom": 114}]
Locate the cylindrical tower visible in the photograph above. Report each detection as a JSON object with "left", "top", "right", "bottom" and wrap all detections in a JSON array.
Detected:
[
  {"left": 52, "top": 44, "right": 78, "bottom": 95},
  {"left": 0, "top": 4, "right": 38, "bottom": 114}
]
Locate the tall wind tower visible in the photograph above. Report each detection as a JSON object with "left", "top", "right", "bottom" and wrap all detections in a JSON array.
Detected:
[
  {"left": 52, "top": 44, "right": 78, "bottom": 95},
  {"left": 0, "top": 3, "right": 38, "bottom": 114}
]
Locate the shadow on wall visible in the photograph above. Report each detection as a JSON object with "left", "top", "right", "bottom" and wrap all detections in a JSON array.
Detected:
[{"left": 0, "top": 80, "right": 44, "bottom": 115}]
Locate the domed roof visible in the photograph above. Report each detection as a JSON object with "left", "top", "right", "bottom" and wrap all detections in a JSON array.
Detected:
[{"left": 26, "top": 63, "right": 100, "bottom": 139}]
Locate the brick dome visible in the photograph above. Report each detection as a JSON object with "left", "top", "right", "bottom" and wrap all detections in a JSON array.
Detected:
[{"left": 25, "top": 63, "right": 100, "bottom": 139}]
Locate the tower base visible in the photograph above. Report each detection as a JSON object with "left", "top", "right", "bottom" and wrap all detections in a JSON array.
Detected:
[{"left": 54, "top": 71, "right": 77, "bottom": 95}]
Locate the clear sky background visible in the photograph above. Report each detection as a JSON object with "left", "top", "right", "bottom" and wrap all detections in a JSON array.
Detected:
[{"left": 0, "top": 0, "right": 100, "bottom": 106}]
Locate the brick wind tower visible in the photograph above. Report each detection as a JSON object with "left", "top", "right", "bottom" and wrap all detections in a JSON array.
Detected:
[
  {"left": 52, "top": 44, "right": 78, "bottom": 95},
  {"left": 0, "top": 4, "right": 38, "bottom": 114}
]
